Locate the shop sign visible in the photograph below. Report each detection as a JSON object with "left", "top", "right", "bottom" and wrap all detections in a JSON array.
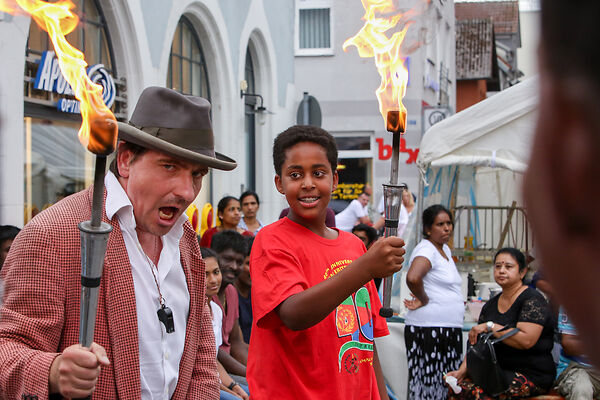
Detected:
[
  {"left": 33, "top": 50, "right": 116, "bottom": 114},
  {"left": 332, "top": 183, "right": 365, "bottom": 200},
  {"left": 376, "top": 137, "right": 419, "bottom": 164}
]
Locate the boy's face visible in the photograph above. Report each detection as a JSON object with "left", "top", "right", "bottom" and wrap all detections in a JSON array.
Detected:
[{"left": 275, "top": 141, "right": 338, "bottom": 228}]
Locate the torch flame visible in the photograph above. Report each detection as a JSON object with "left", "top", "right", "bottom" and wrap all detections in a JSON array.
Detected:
[
  {"left": 344, "top": 0, "right": 429, "bottom": 133},
  {"left": 1, "top": 0, "right": 117, "bottom": 155}
]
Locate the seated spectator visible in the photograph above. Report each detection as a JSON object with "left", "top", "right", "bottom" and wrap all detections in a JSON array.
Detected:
[
  {"left": 447, "top": 247, "right": 556, "bottom": 399},
  {"left": 555, "top": 308, "right": 600, "bottom": 400},
  {"left": 238, "top": 191, "right": 263, "bottom": 235},
  {"left": 351, "top": 223, "right": 379, "bottom": 249},
  {"left": 200, "top": 196, "right": 252, "bottom": 248},
  {"left": 200, "top": 247, "right": 249, "bottom": 400},
  {"left": 235, "top": 237, "right": 253, "bottom": 344},
  {"left": 210, "top": 231, "right": 249, "bottom": 381},
  {"left": 0, "top": 225, "right": 20, "bottom": 270},
  {"left": 279, "top": 207, "right": 336, "bottom": 227},
  {"left": 334, "top": 191, "right": 372, "bottom": 232}
]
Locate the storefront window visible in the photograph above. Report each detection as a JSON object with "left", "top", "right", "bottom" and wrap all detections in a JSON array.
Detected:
[
  {"left": 23, "top": 0, "right": 119, "bottom": 224},
  {"left": 330, "top": 132, "right": 374, "bottom": 213},
  {"left": 23, "top": 117, "right": 93, "bottom": 221}
]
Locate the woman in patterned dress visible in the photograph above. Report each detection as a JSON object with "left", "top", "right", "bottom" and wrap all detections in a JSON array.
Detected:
[{"left": 446, "top": 248, "right": 556, "bottom": 399}]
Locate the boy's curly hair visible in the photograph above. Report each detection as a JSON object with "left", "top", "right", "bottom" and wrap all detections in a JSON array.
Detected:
[{"left": 272, "top": 125, "right": 338, "bottom": 176}]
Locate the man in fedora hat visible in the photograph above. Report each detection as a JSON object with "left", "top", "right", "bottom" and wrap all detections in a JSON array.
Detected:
[{"left": 0, "top": 87, "right": 236, "bottom": 399}]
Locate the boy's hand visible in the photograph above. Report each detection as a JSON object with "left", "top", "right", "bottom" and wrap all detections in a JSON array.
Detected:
[{"left": 361, "top": 236, "right": 405, "bottom": 279}]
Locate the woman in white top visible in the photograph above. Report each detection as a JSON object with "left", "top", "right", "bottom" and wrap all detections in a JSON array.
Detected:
[{"left": 404, "top": 204, "right": 464, "bottom": 400}]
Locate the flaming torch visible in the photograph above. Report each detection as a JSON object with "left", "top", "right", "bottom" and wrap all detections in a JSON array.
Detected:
[
  {"left": 344, "top": 0, "right": 428, "bottom": 317},
  {"left": 1, "top": 0, "right": 117, "bottom": 353}
]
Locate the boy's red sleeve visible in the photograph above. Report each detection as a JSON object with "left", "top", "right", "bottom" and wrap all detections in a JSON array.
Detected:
[{"left": 250, "top": 247, "right": 308, "bottom": 329}]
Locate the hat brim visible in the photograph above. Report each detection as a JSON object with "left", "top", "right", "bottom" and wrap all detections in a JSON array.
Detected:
[{"left": 117, "top": 122, "right": 237, "bottom": 171}]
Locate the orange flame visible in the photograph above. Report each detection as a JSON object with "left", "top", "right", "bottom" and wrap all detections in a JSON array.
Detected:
[
  {"left": 344, "top": 0, "right": 429, "bottom": 133},
  {"left": 1, "top": 0, "right": 117, "bottom": 155}
]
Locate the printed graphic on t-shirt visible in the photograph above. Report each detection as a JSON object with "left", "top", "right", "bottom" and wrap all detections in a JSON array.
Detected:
[{"left": 335, "top": 287, "right": 374, "bottom": 372}]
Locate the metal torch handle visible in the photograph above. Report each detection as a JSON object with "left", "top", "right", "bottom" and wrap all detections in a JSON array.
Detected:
[
  {"left": 77, "top": 216, "right": 112, "bottom": 400},
  {"left": 380, "top": 128, "right": 404, "bottom": 317},
  {"left": 379, "top": 182, "right": 406, "bottom": 318}
]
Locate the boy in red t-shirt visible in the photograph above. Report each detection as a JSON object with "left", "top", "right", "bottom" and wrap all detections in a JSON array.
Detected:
[{"left": 247, "top": 125, "right": 405, "bottom": 399}]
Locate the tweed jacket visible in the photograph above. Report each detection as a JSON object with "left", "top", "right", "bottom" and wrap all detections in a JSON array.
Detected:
[{"left": 0, "top": 186, "right": 219, "bottom": 399}]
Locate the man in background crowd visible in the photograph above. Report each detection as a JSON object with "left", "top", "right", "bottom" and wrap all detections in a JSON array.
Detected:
[{"left": 335, "top": 191, "right": 372, "bottom": 232}]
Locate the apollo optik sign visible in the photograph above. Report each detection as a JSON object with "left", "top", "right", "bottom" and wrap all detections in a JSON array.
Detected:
[{"left": 33, "top": 50, "right": 116, "bottom": 114}]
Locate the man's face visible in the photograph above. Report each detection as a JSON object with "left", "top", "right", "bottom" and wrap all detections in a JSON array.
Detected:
[
  {"left": 217, "top": 248, "right": 245, "bottom": 286},
  {"left": 117, "top": 146, "right": 208, "bottom": 236},
  {"left": 357, "top": 193, "right": 369, "bottom": 207},
  {"left": 0, "top": 239, "right": 12, "bottom": 269},
  {"left": 237, "top": 255, "right": 252, "bottom": 287},
  {"left": 241, "top": 196, "right": 259, "bottom": 218}
]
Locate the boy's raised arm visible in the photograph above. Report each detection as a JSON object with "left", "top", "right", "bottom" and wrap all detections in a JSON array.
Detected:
[{"left": 276, "top": 236, "right": 405, "bottom": 330}]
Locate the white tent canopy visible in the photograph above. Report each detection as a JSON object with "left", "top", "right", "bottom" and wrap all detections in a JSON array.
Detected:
[{"left": 417, "top": 76, "right": 539, "bottom": 174}]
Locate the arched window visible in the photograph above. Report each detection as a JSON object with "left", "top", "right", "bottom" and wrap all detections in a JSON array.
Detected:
[
  {"left": 244, "top": 47, "right": 256, "bottom": 190},
  {"left": 168, "top": 16, "right": 210, "bottom": 99}
]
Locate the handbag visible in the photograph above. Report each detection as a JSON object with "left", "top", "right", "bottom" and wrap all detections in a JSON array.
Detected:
[{"left": 466, "top": 326, "right": 520, "bottom": 396}]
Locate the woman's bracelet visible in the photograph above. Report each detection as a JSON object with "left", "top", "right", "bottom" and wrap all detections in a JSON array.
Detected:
[{"left": 227, "top": 381, "right": 238, "bottom": 390}]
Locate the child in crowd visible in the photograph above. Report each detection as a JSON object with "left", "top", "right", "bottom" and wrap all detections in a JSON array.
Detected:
[
  {"left": 200, "top": 247, "right": 249, "bottom": 400},
  {"left": 247, "top": 125, "right": 405, "bottom": 399},
  {"left": 235, "top": 236, "right": 254, "bottom": 344},
  {"left": 210, "top": 231, "right": 249, "bottom": 379}
]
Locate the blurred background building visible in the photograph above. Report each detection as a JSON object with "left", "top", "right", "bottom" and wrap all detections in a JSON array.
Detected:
[{"left": 0, "top": 0, "right": 540, "bottom": 228}]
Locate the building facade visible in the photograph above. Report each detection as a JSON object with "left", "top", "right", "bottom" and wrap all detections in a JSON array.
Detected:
[
  {"left": 294, "top": 0, "right": 456, "bottom": 211},
  {"left": 0, "top": 0, "right": 296, "bottom": 227}
]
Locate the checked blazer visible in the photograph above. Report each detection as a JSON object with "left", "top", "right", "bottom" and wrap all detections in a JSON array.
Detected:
[{"left": 0, "top": 186, "right": 219, "bottom": 399}]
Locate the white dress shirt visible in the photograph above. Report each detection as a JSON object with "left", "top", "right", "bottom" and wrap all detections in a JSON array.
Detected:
[{"left": 105, "top": 172, "right": 190, "bottom": 399}]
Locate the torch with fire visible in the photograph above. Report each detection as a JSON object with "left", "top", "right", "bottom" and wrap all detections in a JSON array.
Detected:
[
  {"left": 344, "top": 0, "right": 428, "bottom": 317},
  {"left": 1, "top": 0, "right": 117, "bottom": 352}
]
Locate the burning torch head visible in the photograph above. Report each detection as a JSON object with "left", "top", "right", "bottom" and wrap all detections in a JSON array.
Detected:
[
  {"left": 117, "top": 87, "right": 236, "bottom": 171},
  {"left": 386, "top": 110, "right": 407, "bottom": 134},
  {"left": 88, "top": 113, "right": 118, "bottom": 156}
]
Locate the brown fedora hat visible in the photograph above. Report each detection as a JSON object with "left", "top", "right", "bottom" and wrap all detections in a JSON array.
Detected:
[{"left": 117, "top": 87, "right": 236, "bottom": 171}]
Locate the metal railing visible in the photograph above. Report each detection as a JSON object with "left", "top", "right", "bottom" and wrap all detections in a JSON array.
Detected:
[{"left": 451, "top": 203, "right": 532, "bottom": 268}]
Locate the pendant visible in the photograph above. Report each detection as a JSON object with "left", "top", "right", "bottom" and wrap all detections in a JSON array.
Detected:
[{"left": 157, "top": 304, "right": 175, "bottom": 333}]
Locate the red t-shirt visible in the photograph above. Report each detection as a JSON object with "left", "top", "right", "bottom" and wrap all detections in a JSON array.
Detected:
[{"left": 247, "top": 218, "right": 389, "bottom": 400}]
